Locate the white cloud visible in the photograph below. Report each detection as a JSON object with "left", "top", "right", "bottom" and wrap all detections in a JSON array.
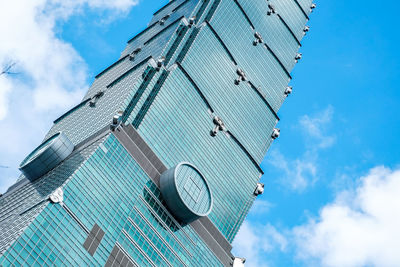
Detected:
[
  {"left": 266, "top": 106, "right": 335, "bottom": 191},
  {"left": 233, "top": 199, "right": 285, "bottom": 267},
  {"left": 248, "top": 199, "right": 274, "bottom": 216},
  {"left": 294, "top": 166, "right": 400, "bottom": 267},
  {"left": 0, "top": 73, "right": 12, "bottom": 119},
  {"left": 268, "top": 149, "right": 317, "bottom": 191},
  {"left": 0, "top": 0, "right": 138, "bottom": 193},
  {"left": 233, "top": 221, "right": 287, "bottom": 267},
  {"left": 299, "top": 105, "right": 336, "bottom": 149}
]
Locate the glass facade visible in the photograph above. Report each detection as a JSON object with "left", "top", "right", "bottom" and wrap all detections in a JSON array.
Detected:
[
  {"left": 0, "top": 0, "right": 315, "bottom": 265},
  {"left": 1, "top": 135, "right": 222, "bottom": 266}
]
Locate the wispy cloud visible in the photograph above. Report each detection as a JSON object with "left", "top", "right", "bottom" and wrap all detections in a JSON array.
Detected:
[
  {"left": 233, "top": 221, "right": 287, "bottom": 267},
  {"left": 266, "top": 106, "right": 335, "bottom": 191},
  {"left": 294, "top": 166, "right": 400, "bottom": 267},
  {"left": 232, "top": 198, "right": 285, "bottom": 267},
  {"left": 268, "top": 149, "right": 317, "bottom": 191},
  {"left": 299, "top": 105, "right": 336, "bottom": 149},
  {"left": 248, "top": 199, "right": 274, "bottom": 216},
  {"left": 0, "top": 0, "right": 138, "bottom": 193}
]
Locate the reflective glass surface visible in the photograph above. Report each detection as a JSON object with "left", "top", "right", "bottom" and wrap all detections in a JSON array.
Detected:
[{"left": 0, "top": 0, "right": 313, "bottom": 264}]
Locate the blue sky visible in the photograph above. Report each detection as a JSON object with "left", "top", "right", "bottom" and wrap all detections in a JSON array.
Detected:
[{"left": 0, "top": 0, "right": 399, "bottom": 266}]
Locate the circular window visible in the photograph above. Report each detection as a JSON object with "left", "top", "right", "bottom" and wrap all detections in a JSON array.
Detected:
[
  {"left": 160, "top": 162, "right": 213, "bottom": 224},
  {"left": 19, "top": 132, "right": 74, "bottom": 181}
]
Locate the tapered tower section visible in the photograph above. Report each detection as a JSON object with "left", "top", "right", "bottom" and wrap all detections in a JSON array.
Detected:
[{"left": 0, "top": 0, "right": 315, "bottom": 265}]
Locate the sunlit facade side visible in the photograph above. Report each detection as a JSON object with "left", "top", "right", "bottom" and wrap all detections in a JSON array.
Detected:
[{"left": 0, "top": 0, "right": 315, "bottom": 266}]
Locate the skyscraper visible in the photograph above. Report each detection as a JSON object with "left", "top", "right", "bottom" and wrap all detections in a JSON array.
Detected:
[{"left": 0, "top": 0, "right": 315, "bottom": 266}]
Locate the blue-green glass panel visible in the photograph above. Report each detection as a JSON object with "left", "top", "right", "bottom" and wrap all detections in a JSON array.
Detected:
[
  {"left": 181, "top": 25, "right": 278, "bottom": 162},
  {"left": 207, "top": 1, "right": 291, "bottom": 112},
  {"left": 298, "top": 0, "right": 315, "bottom": 16},
  {"left": 270, "top": 0, "right": 309, "bottom": 41},
  {"left": 136, "top": 67, "right": 261, "bottom": 240},
  {"left": 237, "top": 0, "right": 300, "bottom": 72},
  {"left": 0, "top": 204, "right": 99, "bottom": 266}
]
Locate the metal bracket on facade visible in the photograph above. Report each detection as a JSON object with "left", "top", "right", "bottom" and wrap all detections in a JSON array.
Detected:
[
  {"left": 253, "top": 32, "right": 264, "bottom": 46},
  {"left": 210, "top": 116, "right": 227, "bottom": 137},
  {"left": 181, "top": 16, "right": 196, "bottom": 28},
  {"left": 271, "top": 128, "right": 280, "bottom": 139},
  {"left": 295, "top": 53, "right": 302, "bottom": 63},
  {"left": 110, "top": 111, "right": 123, "bottom": 131},
  {"left": 303, "top": 26, "right": 310, "bottom": 35},
  {"left": 232, "top": 257, "right": 246, "bottom": 266},
  {"left": 156, "top": 56, "right": 166, "bottom": 71},
  {"left": 129, "top": 47, "right": 142, "bottom": 61},
  {"left": 267, "top": 4, "right": 276, "bottom": 15},
  {"left": 188, "top": 16, "right": 196, "bottom": 28},
  {"left": 254, "top": 183, "right": 265, "bottom": 196},
  {"left": 89, "top": 90, "right": 104, "bottom": 107},
  {"left": 311, "top": 3, "right": 317, "bottom": 11},
  {"left": 49, "top": 187, "right": 64, "bottom": 204},
  {"left": 148, "top": 57, "right": 167, "bottom": 72},
  {"left": 234, "top": 68, "right": 247, "bottom": 85},
  {"left": 159, "top": 14, "right": 170, "bottom": 25},
  {"left": 284, "top": 86, "right": 293, "bottom": 96}
]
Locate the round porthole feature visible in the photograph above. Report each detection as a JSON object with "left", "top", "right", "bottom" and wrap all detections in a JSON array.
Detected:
[
  {"left": 160, "top": 162, "right": 213, "bottom": 224},
  {"left": 19, "top": 132, "right": 74, "bottom": 181}
]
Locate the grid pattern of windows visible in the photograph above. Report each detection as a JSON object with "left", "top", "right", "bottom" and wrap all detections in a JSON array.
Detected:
[
  {"left": 122, "top": 0, "right": 198, "bottom": 59},
  {"left": 136, "top": 67, "right": 261, "bottom": 241},
  {"left": 0, "top": 204, "right": 100, "bottom": 266},
  {"left": 124, "top": 70, "right": 164, "bottom": 125},
  {"left": 44, "top": 61, "right": 147, "bottom": 146},
  {"left": 83, "top": 223, "right": 105, "bottom": 256},
  {"left": 270, "top": 0, "right": 309, "bottom": 41},
  {"left": 130, "top": 207, "right": 188, "bottom": 266},
  {"left": 105, "top": 243, "right": 138, "bottom": 267},
  {"left": 180, "top": 24, "right": 278, "bottom": 162},
  {"left": 142, "top": 182, "right": 221, "bottom": 265},
  {"left": 45, "top": 10, "right": 188, "bottom": 146},
  {"left": 0, "top": 135, "right": 102, "bottom": 256},
  {"left": 124, "top": 219, "right": 170, "bottom": 266},
  {"left": 177, "top": 165, "right": 211, "bottom": 215},
  {"left": 0, "top": 0, "right": 314, "bottom": 264},
  {"left": 237, "top": 0, "right": 301, "bottom": 74},
  {"left": 297, "top": 0, "right": 314, "bottom": 16},
  {"left": 207, "top": 0, "right": 291, "bottom": 112},
  {"left": 184, "top": 176, "right": 202, "bottom": 203},
  {"left": 129, "top": 0, "right": 310, "bottom": 241},
  {"left": 0, "top": 135, "right": 223, "bottom": 266}
]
